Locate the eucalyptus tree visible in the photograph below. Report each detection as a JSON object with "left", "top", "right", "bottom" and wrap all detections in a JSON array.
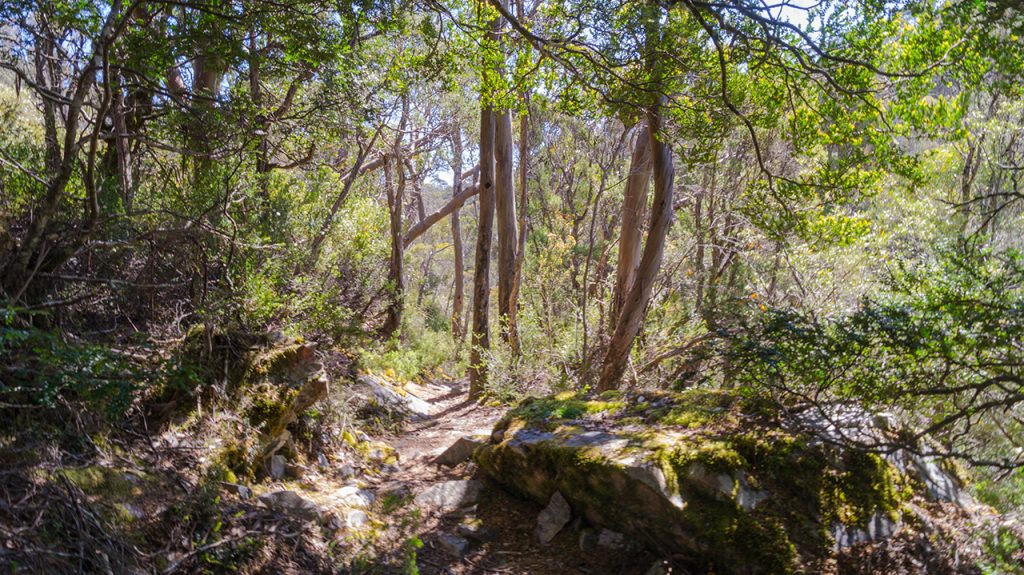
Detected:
[
  {"left": 0, "top": 0, "right": 374, "bottom": 309},
  {"left": 478, "top": 0, "right": 984, "bottom": 390}
]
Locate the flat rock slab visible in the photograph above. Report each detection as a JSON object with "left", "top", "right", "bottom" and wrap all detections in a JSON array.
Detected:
[
  {"left": 414, "top": 479, "right": 483, "bottom": 514},
  {"left": 357, "top": 374, "right": 432, "bottom": 419},
  {"left": 258, "top": 490, "right": 323, "bottom": 522}
]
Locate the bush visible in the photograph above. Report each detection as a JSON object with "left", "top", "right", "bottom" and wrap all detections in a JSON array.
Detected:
[{"left": 0, "top": 306, "right": 143, "bottom": 418}]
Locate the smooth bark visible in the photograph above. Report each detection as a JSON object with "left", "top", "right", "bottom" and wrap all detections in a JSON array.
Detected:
[
  {"left": 610, "top": 123, "right": 653, "bottom": 328},
  {"left": 402, "top": 184, "right": 481, "bottom": 248},
  {"left": 598, "top": 100, "right": 674, "bottom": 391},
  {"left": 451, "top": 131, "right": 466, "bottom": 340},
  {"left": 508, "top": 103, "right": 529, "bottom": 356}
]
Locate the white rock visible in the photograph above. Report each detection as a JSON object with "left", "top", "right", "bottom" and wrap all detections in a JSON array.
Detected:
[
  {"left": 414, "top": 480, "right": 483, "bottom": 513},
  {"left": 270, "top": 454, "right": 286, "bottom": 480},
  {"left": 346, "top": 510, "right": 369, "bottom": 529},
  {"left": 535, "top": 491, "right": 572, "bottom": 544}
]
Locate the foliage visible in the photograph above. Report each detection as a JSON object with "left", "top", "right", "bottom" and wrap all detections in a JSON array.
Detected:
[
  {"left": 730, "top": 240, "right": 1024, "bottom": 468},
  {"left": 0, "top": 306, "right": 142, "bottom": 417}
]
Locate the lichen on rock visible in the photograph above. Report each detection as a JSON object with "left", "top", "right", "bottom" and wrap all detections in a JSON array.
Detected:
[{"left": 475, "top": 389, "right": 971, "bottom": 575}]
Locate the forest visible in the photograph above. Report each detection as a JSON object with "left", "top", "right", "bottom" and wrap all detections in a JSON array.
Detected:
[{"left": 1, "top": 0, "right": 1023, "bottom": 573}]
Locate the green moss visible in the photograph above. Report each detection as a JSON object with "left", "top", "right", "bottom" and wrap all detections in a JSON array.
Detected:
[
  {"left": 244, "top": 384, "right": 299, "bottom": 430},
  {"left": 653, "top": 439, "right": 743, "bottom": 498},
  {"left": 508, "top": 393, "right": 625, "bottom": 427},
  {"left": 819, "top": 451, "right": 911, "bottom": 526},
  {"left": 212, "top": 437, "right": 258, "bottom": 479},
  {"left": 677, "top": 490, "right": 799, "bottom": 573},
  {"left": 58, "top": 466, "right": 147, "bottom": 498},
  {"left": 483, "top": 389, "right": 919, "bottom": 574},
  {"left": 235, "top": 343, "right": 310, "bottom": 388}
]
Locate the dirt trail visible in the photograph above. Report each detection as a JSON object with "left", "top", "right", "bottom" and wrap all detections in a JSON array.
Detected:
[
  {"left": 386, "top": 379, "right": 500, "bottom": 471},
  {"left": 366, "top": 379, "right": 660, "bottom": 575}
]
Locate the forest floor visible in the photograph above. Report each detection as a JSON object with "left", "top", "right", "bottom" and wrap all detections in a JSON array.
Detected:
[{"left": 364, "top": 378, "right": 662, "bottom": 575}]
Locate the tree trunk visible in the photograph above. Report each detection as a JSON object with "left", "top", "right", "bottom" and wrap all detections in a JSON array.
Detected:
[
  {"left": 403, "top": 184, "right": 480, "bottom": 248},
  {"left": 508, "top": 68, "right": 530, "bottom": 356},
  {"left": 494, "top": 109, "right": 517, "bottom": 337},
  {"left": 493, "top": 0, "right": 518, "bottom": 344},
  {"left": 598, "top": 99, "right": 674, "bottom": 391},
  {"left": 610, "top": 123, "right": 653, "bottom": 328},
  {"left": 470, "top": 106, "right": 496, "bottom": 398},
  {"left": 381, "top": 153, "right": 406, "bottom": 339},
  {"left": 33, "top": 18, "right": 60, "bottom": 175},
  {"left": 451, "top": 130, "right": 466, "bottom": 340},
  {"left": 381, "top": 96, "right": 410, "bottom": 339},
  {"left": 5, "top": 3, "right": 124, "bottom": 299}
]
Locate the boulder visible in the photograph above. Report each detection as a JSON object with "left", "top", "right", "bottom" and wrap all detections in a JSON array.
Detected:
[
  {"left": 354, "top": 374, "right": 432, "bottom": 420},
  {"left": 475, "top": 389, "right": 974, "bottom": 575},
  {"left": 433, "top": 435, "right": 487, "bottom": 467},
  {"left": 414, "top": 479, "right": 483, "bottom": 514}
]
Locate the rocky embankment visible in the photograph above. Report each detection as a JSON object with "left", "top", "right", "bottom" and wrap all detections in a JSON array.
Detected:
[{"left": 474, "top": 389, "right": 1017, "bottom": 574}]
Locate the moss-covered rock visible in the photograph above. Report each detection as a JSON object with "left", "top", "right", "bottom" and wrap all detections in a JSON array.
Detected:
[{"left": 476, "top": 390, "right": 968, "bottom": 575}]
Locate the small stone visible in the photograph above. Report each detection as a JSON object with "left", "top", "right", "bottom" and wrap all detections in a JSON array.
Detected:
[
  {"left": 224, "top": 483, "right": 251, "bottom": 500},
  {"left": 346, "top": 510, "right": 369, "bottom": 529},
  {"left": 334, "top": 484, "right": 375, "bottom": 508},
  {"left": 259, "top": 490, "right": 322, "bottom": 522},
  {"left": 433, "top": 436, "right": 486, "bottom": 467},
  {"left": 458, "top": 520, "right": 498, "bottom": 542},
  {"left": 597, "top": 529, "right": 625, "bottom": 549},
  {"left": 437, "top": 533, "right": 471, "bottom": 558},
  {"left": 337, "top": 464, "right": 356, "bottom": 478},
  {"left": 121, "top": 503, "right": 146, "bottom": 519},
  {"left": 285, "top": 462, "right": 305, "bottom": 479},
  {"left": 318, "top": 453, "right": 330, "bottom": 469},
  {"left": 270, "top": 454, "right": 286, "bottom": 480},
  {"left": 535, "top": 491, "right": 572, "bottom": 544}
]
